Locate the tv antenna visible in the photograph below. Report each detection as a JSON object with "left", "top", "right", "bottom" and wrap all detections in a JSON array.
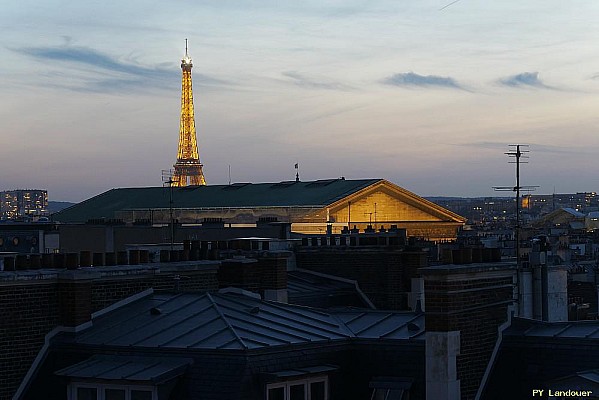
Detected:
[
  {"left": 162, "top": 169, "right": 175, "bottom": 251},
  {"left": 493, "top": 144, "right": 538, "bottom": 270}
]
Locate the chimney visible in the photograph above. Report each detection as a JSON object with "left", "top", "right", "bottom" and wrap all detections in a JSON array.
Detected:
[
  {"left": 218, "top": 255, "right": 289, "bottom": 303},
  {"left": 58, "top": 271, "right": 95, "bottom": 327},
  {"left": 259, "top": 255, "right": 288, "bottom": 303},
  {"left": 420, "top": 262, "right": 516, "bottom": 400}
]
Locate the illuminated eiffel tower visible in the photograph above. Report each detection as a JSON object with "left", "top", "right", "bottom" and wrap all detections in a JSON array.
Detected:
[{"left": 172, "top": 39, "right": 206, "bottom": 186}]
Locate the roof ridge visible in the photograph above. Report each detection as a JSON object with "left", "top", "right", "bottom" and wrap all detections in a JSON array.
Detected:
[{"left": 206, "top": 292, "right": 248, "bottom": 350}]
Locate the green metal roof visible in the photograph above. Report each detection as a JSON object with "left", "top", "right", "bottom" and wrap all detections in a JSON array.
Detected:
[{"left": 53, "top": 178, "right": 381, "bottom": 223}]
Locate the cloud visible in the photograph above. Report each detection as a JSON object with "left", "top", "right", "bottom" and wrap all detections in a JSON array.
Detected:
[
  {"left": 454, "top": 141, "right": 592, "bottom": 155},
  {"left": 382, "top": 72, "right": 463, "bottom": 89},
  {"left": 498, "top": 72, "right": 551, "bottom": 89},
  {"left": 13, "top": 44, "right": 225, "bottom": 93},
  {"left": 282, "top": 71, "right": 352, "bottom": 91}
]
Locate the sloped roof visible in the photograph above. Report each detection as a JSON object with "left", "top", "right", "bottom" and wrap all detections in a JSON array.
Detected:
[
  {"left": 537, "top": 207, "right": 585, "bottom": 224},
  {"left": 74, "top": 292, "right": 423, "bottom": 351},
  {"left": 484, "top": 317, "right": 599, "bottom": 398},
  {"left": 53, "top": 179, "right": 381, "bottom": 223},
  {"left": 551, "top": 369, "right": 599, "bottom": 386},
  {"left": 55, "top": 355, "right": 191, "bottom": 384},
  {"left": 562, "top": 207, "right": 586, "bottom": 218},
  {"left": 287, "top": 269, "right": 375, "bottom": 309},
  {"left": 336, "top": 310, "right": 424, "bottom": 340},
  {"left": 505, "top": 317, "right": 599, "bottom": 339}
]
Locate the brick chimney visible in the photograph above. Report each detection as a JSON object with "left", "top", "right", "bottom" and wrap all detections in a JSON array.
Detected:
[
  {"left": 218, "top": 255, "right": 288, "bottom": 302},
  {"left": 57, "top": 271, "right": 94, "bottom": 327},
  {"left": 421, "top": 263, "right": 516, "bottom": 400}
]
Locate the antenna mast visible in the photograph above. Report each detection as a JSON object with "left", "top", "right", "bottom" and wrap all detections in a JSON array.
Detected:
[
  {"left": 162, "top": 169, "right": 175, "bottom": 251},
  {"left": 493, "top": 144, "right": 538, "bottom": 268},
  {"left": 493, "top": 144, "right": 538, "bottom": 317}
]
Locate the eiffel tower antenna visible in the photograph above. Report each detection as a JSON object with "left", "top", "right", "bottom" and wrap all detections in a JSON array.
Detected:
[{"left": 172, "top": 39, "right": 206, "bottom": 187}]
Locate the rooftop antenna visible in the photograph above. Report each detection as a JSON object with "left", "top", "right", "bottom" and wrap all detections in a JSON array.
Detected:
[
  {"left": 185, "top": 38, "right": 189, "bottom": 57},
  {"left": 493, "top": 145, "right": 539, "bottom": 263},
  {"left": 228, "top": 165, "right": 232, "bottom": 185},
  {"left": 162, "top": 169, "right": 175, "bottom": 251},
  {"left": 295, "top": 162, "right": 300, "bottom": 182},
  {"left": 493, "top": 145, "right": 538, "bottom": 312}
]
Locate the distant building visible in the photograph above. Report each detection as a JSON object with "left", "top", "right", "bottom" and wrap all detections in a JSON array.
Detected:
[
  {"left": 0, "top": 189, "right": 48, "bottom": 220},
  {"left": 0, "top": 222, "right": 59, "bottom": 254},
  {"left": 523, "top": 192, "right": 599, "bottom": 214},
  {"left": 53, "top": 178, "right": 465, "bottom": 241}
]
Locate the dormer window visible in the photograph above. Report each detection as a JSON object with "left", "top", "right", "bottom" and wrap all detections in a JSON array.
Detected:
[{"left": 69, "top": 384, "right": 155, "bottom": 400}]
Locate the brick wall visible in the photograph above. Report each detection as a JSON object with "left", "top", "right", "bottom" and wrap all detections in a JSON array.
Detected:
[
  {"left": 0, "top": 282, "right": 59, "bottom": 400},
  {"left": 421, "top": 263, "right": 516, "bottom": 400},
  {"left": 0, "top": 261, "right": 219, "bottom": 400},
  {"left": 296, "top": 248, "right": 426, "bottom": 310},
  {"left": 218, "top": 255, "right": 287, "bottom": 296},
  {"left": 485, "top": 333, "right": 599, "bottom": 399},
  {"left": 91, "top": 266, "right": 218, "bottom": 312}
]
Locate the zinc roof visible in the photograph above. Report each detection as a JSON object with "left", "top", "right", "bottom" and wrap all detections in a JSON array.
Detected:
[
  {"left": 506, "top": 317, "right": 599, "bottom": 339},
  {"left": 74, "top": 292, "right": 423, "bottom": 351},
  {"left": 55, "top": 355, "right": 191, "bottom": 384},
  {"left": 53, "top": 179, "right": 381, "bottom": 223}
]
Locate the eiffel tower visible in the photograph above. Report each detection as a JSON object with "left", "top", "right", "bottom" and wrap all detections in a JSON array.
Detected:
[{"left": 172, "top": 39, "right": 206, "bottom": 186}]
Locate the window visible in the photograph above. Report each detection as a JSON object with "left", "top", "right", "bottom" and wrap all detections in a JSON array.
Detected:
[
  {"left": 69, "top": 384, "right": 156, "bottom": 400},
  {"left": 309, "top": 381, "right": 326, "bottom": 400},
  {"left": 130, "top": 390, "right": 153, "bottom": 400},
  {"left": 266, "top": 377, "right": 328, "bottom": 400},
  {"left": 76, "top": 387, "right": 97, "bottom": 400},
  {"left": 289, "top": 383, "right": 305, "bottom": 400},
  {"left": 268, "top": 386, "right": 285, "bottom": 400},
  {"left": 370, "top": 388, "right": 405, "bottom": 400},
  {"left": 105, "top": 389, "right": 125, "bottom": 400},
  {"left": 369, "top": 377, "right": 412, "bottom": 400}
]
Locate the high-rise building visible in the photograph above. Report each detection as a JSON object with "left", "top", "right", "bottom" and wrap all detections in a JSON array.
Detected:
[
  {"left": 172, "top": 40, "right": 206, "bottom": 187},
  {"left": 0, "top": 189, "right": 48, "bottom": 220}
]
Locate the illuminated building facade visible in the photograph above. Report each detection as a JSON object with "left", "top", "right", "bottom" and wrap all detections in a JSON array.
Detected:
[
  {"left": 172, "top": 40, "right": 206, "bottom": 187},
  {"left": 53, "top": 178, "right": 466, "bottom": 241},
  {"left": 0, "top": 189, "right": 48, "bottom": 220}
]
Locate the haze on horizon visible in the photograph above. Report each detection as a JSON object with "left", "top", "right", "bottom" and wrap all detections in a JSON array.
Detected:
[{"left": 2, "top": 1, "right": 599, "bottom": 202}]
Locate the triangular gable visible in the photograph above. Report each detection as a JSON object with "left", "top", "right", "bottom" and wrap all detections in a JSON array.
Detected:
[{"left": 325, "top": 180, "right": 465, "bottom": 223}]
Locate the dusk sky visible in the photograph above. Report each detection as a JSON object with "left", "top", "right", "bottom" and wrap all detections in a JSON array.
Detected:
[{"left": 3, "top": 1, "right": 599, "bottom": 202}]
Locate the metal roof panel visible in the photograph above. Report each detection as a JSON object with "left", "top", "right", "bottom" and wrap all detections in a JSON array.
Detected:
[
  {"left": 55, "top": 355, "right": 192, "bottom": 384},
  {"left": 74, "top": 292, "right": 421, "bottom": 350}
]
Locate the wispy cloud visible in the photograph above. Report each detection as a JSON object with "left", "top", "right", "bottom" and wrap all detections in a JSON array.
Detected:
[
  {"left": 282, "top": 71, "right": 352, "bottom": 91},
  {"left": 498, "top": 72, "right": 551, "bottom": 89},
  {"left": 13, "top": 44, "right": 224, "bottom": 93},
  {"left": 454, "top": 141, "right": 592, "bottom": 155},
  {"left": 382, "top": 72, "right": 463, "bottom": 89}
]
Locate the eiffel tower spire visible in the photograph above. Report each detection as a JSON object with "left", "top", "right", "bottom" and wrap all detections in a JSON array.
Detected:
[{"left": 172, "top": 39, "right": 206, "bottom": 186}]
